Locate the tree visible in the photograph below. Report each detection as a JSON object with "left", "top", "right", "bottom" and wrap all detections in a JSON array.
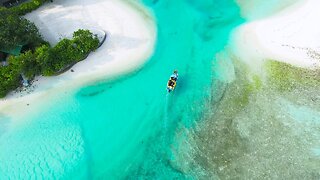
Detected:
[
  {"left": 11, "top": 0, "right": 49, "bottom": 16},
  {"left": 17, "top": 51, "right": 40, "bottom": 79},
  {"left": 73, "top": 29, "right": 99, "bottom": 55},
  {"left": 34, "top": 44, "right": 54, "bottom": 75},
  {"left": 0, "top": 7, "right": 42, "bottom": 50},
  {"left": 0, "top": 62, "right": 21, "bottom": 97},
  {"left": 0, "top": 28, "right": 100, "bottom": 97}
]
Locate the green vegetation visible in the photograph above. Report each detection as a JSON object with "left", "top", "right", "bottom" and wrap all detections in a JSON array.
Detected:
[
  {"left": 266, "top": 60, "right": 320, "bottom": 92},
  {"left": 10, "top": 0, "right": 49, "bottom": 16},
  {"left": 10, "top": 50, "right": 40, "bottom": 79},
  {"left": 0, "top": 6, "right": 44, "bottom": 97},
  {"left": 0, "top": 29, "right": 99, "bottom": 98},
  {"left": 0, "top": 61, "right": 21, "bottom": 97},
  {"left": 0, "top": 1, "right": 100, "bottom": 98},
  {"left": 0, "top": 7, "right": 43, "bottom": 50},
  {"left": 40, "top": 29, "right": 99, "bottom": 76}
]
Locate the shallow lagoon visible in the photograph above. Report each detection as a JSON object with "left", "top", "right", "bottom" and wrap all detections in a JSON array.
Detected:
[
  {"left": 1, "top": 0, "right": 319, "bottom": 179},
  {"left": 0, "top": 0, "right": 243, "bottom": 178}
]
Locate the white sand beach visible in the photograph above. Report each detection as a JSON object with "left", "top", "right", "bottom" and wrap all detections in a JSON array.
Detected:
[
  {"left": 233, "top": 0, "right": 320, "bottom": 71},
  {"left": 0, "top": 0, "right": 156, "bottom": 118}
]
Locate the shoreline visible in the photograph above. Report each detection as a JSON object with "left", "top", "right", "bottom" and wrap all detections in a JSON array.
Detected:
[
  {"left": 0, "top": 0, "right": 156, "bottom": 118},
  {"left": 232, "top": 0, "right": 320, "bottom": 73}
]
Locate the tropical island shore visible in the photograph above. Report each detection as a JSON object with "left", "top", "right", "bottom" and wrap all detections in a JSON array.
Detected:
[
  {"left": 0, "top": 0, "right": 156, "bottom": 118},
  {"left": 233, "top": 0, "right": 320, "bottom": 71}
]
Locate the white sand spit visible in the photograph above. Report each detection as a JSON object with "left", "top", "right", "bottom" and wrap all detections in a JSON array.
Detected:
[{"left": 232, "top": 0, "right": 320, "bottom": 71}]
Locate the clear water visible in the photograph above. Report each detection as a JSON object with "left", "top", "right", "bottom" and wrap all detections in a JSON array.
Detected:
[{"left": 0, "top": 0, "right": 243, "bottom": 179}]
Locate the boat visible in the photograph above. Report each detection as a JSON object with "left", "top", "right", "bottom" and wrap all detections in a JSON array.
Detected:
[{"left": 167, "top": 70, "right": 178, "bottom": 93}]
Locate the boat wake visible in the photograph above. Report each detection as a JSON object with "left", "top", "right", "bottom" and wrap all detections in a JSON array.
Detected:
[{"left": 162, "top": 93, "right": 170, "bottom": 146}]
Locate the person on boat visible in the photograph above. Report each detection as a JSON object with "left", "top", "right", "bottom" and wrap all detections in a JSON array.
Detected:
[
  {"left": 168, "top": 79, "right": 175, "bottom": 87},
  {"left": 170, "top": 70, "right": 178, "bottom": 81}
]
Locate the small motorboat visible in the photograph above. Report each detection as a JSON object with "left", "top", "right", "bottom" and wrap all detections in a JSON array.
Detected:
[{"left": 167, "top": 70, "right": 178, "bottom": 93}]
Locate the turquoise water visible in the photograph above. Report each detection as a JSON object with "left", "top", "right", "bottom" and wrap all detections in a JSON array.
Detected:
[{"left": 0, "top": 0, "right": 243, "bottom": 179}]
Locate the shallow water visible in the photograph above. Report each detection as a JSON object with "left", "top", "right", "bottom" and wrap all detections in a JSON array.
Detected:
[
  {"left": 182, "top": 64, "right": 320, "bottom": 179},
  {"left": 0, "top": 0, "right": 243, "bottom": 179}
]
